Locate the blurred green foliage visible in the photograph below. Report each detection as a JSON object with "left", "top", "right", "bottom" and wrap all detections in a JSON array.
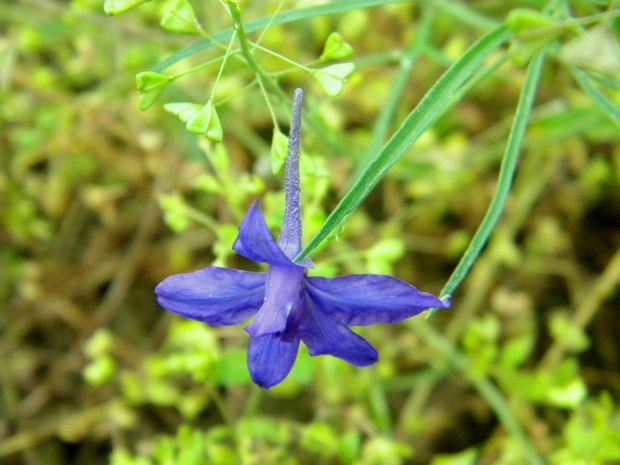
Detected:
[{"left": 2, "top": 1, "right": 620, "bottom": 465}]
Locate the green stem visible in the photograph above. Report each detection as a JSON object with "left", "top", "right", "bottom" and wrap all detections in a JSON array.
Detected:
[
  {"left": 428, "top": 51, "right": 546, "bottom": 315},
  {"left": 250, "top": 41, "right": 313, "bottom": 72},
  {"left": 174, "top": 54, "right": 229, "bottom": 79},
  {"left": 225, "top": 1, "right": 280, "bottom": 95},
  {"left": 225, "top": 1, "right": 283, "bottom": 127},
  {"left": 211, "top": 31, "right": 237, "bottom": 100},
  {"left": 254, "top": 0, "right": 286, "bottom": 46}
]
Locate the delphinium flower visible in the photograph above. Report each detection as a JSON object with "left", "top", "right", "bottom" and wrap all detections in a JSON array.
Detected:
[{"left": 155, "top": 89, "right": 450, "bottom": 388}]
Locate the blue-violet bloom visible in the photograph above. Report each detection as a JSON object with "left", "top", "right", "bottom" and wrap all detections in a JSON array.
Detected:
[{"left": 155, "top": 89, "right": 450, "bottom": 388}]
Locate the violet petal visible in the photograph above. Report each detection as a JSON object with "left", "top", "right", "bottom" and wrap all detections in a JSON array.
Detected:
[
  {"left": 247, "top": 333, "right": 300, "bottom": 389},
  {"left": 245, "top": 266, "right": 305, "bottom": 338},
  {"left": 299, "top": 298, "right": 378, "bottom": 367},
  {"left": 305, "top": 274, "right": 448, "bottom": 326},
  {"left": 155, "top": 267, "right": 265, "bottom": 326},
  {"left": 233, "top": 199, "right": 302, "bottom": 268}
]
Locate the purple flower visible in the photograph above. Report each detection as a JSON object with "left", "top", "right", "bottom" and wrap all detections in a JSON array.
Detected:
[{"left": 155, "top": 89, "right": 449, "bottom": 388}]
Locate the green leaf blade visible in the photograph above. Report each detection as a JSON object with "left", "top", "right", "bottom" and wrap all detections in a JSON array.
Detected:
[
  {"left": 571, "top": 66, "right": 620, "bottom": 128},
  {"left": 163, "top": 102, "right": 203, "bottom": 123},
  {"left": 295, "top": 25, "right": 513, "bottom": 262},
  {"left": 430, "top": 51, "right": 547, "bottom": 314}
]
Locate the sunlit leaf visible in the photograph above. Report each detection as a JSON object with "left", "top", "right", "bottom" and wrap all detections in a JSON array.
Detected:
[
  {"left": 157, "top": 192, "right": 190, "bottom": 233},
  {"left": 136, "top": 71, "right": 173, "bottom": 111},
  {"left": 313, "top": 63, "right": 355, "bottom": 97},
  {"left": 561, "top": 24, "right": 620, "bottom": 75},
  {"left": 506, "top": 8, "right": 556, "bottom": 40},
  {"left": 186, "top": 100, "right": 223, "bottom": 142},
  {"left": 160, "top": 0, "right": 200, "bottom": 35},
  {"left": 508, "top": 39, "right": 548, "bottom": 67},
  {"left": 163, "top": 102, "right": 203, "bottom": 123},
  {"left": 546, "top": 379, "right": 588, "bottom": 408},
  {"left": 506, "top": 9, "right": 558, "bottom": 67},
  {"left": 320, "top": 32, "right": 354, "bottom": 61}
]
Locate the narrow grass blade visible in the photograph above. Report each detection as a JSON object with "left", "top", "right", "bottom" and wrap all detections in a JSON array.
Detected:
[
  {"left": 571, "top": 66, "right": 620, "bottom": 128},
  {"left": 429, "top": 51, "right": 546, "bottom": 314},
  {"left": 296, "top": 25, "right": 513, "bottom": 261},
  {"left": 350, "top": 9, "right": 434, "bottom": 185}
]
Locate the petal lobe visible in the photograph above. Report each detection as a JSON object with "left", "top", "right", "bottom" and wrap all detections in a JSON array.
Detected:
[{"left": 305, "top": 274, "right": 448, "bottom": 326}]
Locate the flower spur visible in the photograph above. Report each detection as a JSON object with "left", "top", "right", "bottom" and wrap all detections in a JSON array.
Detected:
[{"left": 155, "top": 89, "right": 450, "bottom": 388}]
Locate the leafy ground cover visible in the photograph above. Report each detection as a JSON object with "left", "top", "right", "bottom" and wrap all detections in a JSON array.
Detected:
[{"left": 2, "top": 1, "right": 620, "bottom": 464}]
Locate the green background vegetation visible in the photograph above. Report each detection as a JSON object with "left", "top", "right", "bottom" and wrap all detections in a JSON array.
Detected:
[{"left": 2, "top": 0, "right": 620, "bottom": 464}]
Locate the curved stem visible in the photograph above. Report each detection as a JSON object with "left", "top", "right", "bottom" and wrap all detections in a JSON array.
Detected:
[
  {"left": 428, "top": 51, "right": 546, "bottom": 315},
  {"left": 250, "top": 42, "right": 313, "bottom": 72},
  {"left": 211, "top": 31, "right": 237, "bottom": 100}
]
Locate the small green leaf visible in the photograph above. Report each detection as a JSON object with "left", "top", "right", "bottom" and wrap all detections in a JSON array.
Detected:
[
  {"left": 271, "top": 129, "right": 288, "bottom": 175},
  {"left": 193, "top": 173, "right": 221, "bottom": 193},
  {"left": 163, "top": 102, "right": 203, "bottom": 123},
  {"left": 508, "top": 39, "right": 548, "bottom": 68},
  {"left": 506, "top": 8, "right": 556, "bottom": 40},
  {"left": 136, "top": 71, "right": 173, "bottom": 111},
  {"left": 104, "top": 0, "right": 149, "bottom": 15},
  {"left": 320, "top": 32, "right": 354, "bottom": 61},
  {"left": 301, "top": 423, "right": 338, "bottom": 457},
  {"left": 153, "top": 437, "right": 176, "bottom": 464},
  {"left": 85, "top": 328, "right": 114, "bottom": 359},
  {"left": 561, "top": 24, "right": 620, "bottom": 75},
  {"left": 549, "top": 311, "right": 590, "bottom": 353},
  {"left": 546, "top": 379, "right": 587, "bottom": 408},
  {"left": 367, "top": 238, "right": 405, "bottom": 262},
  {"left": 157, "top": 192, "right": 190, "bottom": 233},
  {"left": 500, "top": 333, "right": 535, "bottom": 368},
  {"left": 505, "top": 9, "right": 559, "bottom": 67},
  {"left": 83, "top": 356, "right": 116, "bottom": 386},
  {"left": 337, "top": 431, "right": 361, "bottom": 465},
  {"left": 160, "top": 0, "right": 200, "bottom": 34},
  {"left": 186, "top": 100, "right": 223, "bottom": 142},
  {"left": 313, "top": 63, "right": 355, "bottom": 97}
]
